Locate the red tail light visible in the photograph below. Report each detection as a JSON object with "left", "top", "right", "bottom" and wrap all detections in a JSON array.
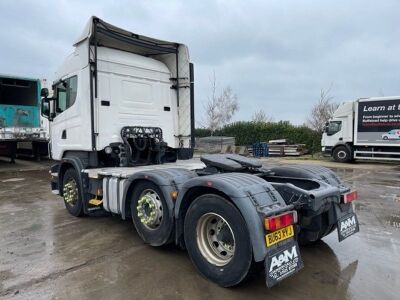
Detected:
[
  {"left": 341, "top": 190, "right": 358, "bottom": 204},
  {"left": 264, "top": 211, "right": 297, "bottom": 232}
]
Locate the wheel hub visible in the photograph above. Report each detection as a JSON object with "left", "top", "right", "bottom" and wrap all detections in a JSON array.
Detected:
[
  {"left": 63, "top": 180, "right": 78, "bottom": 205},
  {"left": 136, "top": 190, "right": 163, "bottom": 229},
  {"left": 338, "top": 151, "right": 347, "bottom": 159}
]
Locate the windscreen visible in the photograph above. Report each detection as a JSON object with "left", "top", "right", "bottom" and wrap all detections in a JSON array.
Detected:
[{"left": 0, "top": 77, "right": 38, "bottom": 106}]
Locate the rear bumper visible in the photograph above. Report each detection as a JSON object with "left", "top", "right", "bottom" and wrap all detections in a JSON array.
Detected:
[{"left": 0, "top": 127, "right": 48, "bottom": 141}]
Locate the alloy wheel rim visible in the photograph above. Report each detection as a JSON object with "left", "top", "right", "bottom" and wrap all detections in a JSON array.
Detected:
[
  {"left": 136, "top": 189, "right": 163, "bottom": 230},
  {"left": 196, "top": 213, "right": 236, "bottom": 266},
  {"left": 63, "top": 179, "right": 78, "bottom": 206}
]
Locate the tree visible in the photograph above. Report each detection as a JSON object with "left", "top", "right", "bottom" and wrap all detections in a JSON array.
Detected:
[
  {"left": 307, "top": 85, "right": 339, "bottom": 133},
  {"left": 204, "top": 72, "right": 239, "bottom": 134},
  {"left": 252, "top": 109, "right": 274, "bottom": 123}
]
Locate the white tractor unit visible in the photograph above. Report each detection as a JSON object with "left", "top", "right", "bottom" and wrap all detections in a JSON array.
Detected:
[{"left": 42, "top": 17, "right": 359, "bottom": 288}]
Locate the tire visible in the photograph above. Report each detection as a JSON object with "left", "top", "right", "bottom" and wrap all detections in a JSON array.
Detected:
[
  {"left": 333, "top": 146, "right": 352, "bottom": 163},
  {"left": 383, "top": 136, "right": 388, "bottom": 140},
  {"left": 184, "top": 194, "right": 253, "bottom": 287},
  {"left": 130, "top": 181, "right": 173, "bottom": 246},
  {"left": 62, "top": 168, "right": 84, "bottom": 217}
]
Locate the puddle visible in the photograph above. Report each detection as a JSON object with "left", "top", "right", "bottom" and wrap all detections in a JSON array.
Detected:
[{"left": 384, "top": 213, "right": 400, "bottom": 229}]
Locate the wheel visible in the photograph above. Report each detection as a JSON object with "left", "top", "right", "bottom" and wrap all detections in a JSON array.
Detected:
[
  {"left": 130, "top": 181, "right": 173, "bottom": 246},
  {"left": 333, "top": 146, "right": 352, "bottom": 163},
  {"left": 383, "top": 136, "right": 388, "bottom": 140},
  {"left": 184, "top": 194, "right": 253, "bottom": 287},
  {"left": 62, "top": 168, "right": 84, "bottom": 217}
]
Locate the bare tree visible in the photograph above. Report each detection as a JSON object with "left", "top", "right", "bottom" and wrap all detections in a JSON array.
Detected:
[
  {"left": 252, "top": 109, "right": 274, "bottom": 123},
  {"left": 307, "top": 85, "right": 339, "bottom": 133},
  {"left": 204, "top": 72, "right": 239, "bottom": 134}
]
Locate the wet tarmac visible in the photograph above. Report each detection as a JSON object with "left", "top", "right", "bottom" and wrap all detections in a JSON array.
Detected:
[{"left": 0, "top": 160, "right": 400, "bottom": 299}]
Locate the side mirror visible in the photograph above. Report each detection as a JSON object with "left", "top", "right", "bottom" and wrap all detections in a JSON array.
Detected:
[
  {"left": 41, "top": 88, "right": 49, "bottom": 97},
  {"left": 41, "top": 98, "right": 55, "bottom": 121},
  {"left": 323, "top": 122, "right": 330, "bottom": 133},
  {"left": 41, "top": 98, "right": 50, "bottom": 119}
]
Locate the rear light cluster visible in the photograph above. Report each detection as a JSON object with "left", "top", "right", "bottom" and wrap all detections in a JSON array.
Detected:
[
  {"left": 264, "top": 211, "right": 297, "bottom": 232},
  {"left": 341, "top": 190, "right": 358, "bottom": 204}
]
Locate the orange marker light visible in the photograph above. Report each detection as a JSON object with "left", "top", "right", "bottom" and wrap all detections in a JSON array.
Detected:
[{"left": 170, "top": 191, "right": 178, "bottom": 200}]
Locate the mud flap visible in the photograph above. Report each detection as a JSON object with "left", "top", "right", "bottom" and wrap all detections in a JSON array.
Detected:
[
  {"left": 337, "top": 212, "right": 359, "bottom": 242},
  {"left": 265, "top": 240, "right": 304, "bottom": 288}
]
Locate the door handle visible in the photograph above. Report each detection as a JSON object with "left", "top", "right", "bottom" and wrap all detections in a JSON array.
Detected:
[{"left": 62, "top": 130, "right": 67, "bottom": 139}]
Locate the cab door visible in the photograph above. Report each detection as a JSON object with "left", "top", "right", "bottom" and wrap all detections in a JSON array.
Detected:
[
  {"left": 50, "top": 76, "right": 80, "bottom": 159},
  {"left": 49, "top": 81, "right": 67, "bottom": 159}
]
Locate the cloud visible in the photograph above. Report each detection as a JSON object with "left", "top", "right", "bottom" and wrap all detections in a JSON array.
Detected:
[{"left": 0, "top": 0, "right": 399, "bottom": 124}]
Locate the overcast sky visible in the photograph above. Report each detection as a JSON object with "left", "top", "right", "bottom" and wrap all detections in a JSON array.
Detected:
[{"left": 0, "top": 0, "right": 399, "bottom": 125}]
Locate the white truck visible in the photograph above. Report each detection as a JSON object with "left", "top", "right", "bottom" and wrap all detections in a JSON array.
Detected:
[
  {"left": 322, "top": 96, "right": 400, "bottom": 162},
  {"left": 41, "top": 17, "right": 359, "bottom": 288}
]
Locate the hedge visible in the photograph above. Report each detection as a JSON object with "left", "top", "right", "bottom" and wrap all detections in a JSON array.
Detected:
[{"left": 195, "top": 121, "right": 321, "bottom": 153}]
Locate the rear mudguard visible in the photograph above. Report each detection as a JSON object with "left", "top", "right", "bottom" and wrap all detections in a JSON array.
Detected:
[{"left": 174, "top": 172, "right": 293, "bottom": 262}]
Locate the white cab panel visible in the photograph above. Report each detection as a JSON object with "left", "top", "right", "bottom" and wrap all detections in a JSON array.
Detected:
[
  {"left": 51, "top": 41, "right": 92, "bottom": 160},
  {"left": 96, "top": 47, "right": 178, "bottom": 149}
]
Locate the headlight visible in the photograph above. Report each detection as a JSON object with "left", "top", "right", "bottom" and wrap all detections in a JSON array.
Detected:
[{"left": 104, "top": 146, "right": 113, "bottom": 154}]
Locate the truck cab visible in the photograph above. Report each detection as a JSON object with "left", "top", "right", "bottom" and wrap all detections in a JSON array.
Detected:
[
  {"left": 321, "top": 102, "right": 354, "bottom": 162},
  {"left": 42, "top": 17, "right": 195, "bottom": 167},
  {"left": 0, "top": 75, "right": 48, "bottom": 162}
]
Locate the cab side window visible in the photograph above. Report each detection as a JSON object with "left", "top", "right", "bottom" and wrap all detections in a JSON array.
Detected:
[
  {"left": 327, "top": 121, "right": 342, "bottom": 136},
  {"left": 56, "top": 76, "right": 77, "bottom": 114}
]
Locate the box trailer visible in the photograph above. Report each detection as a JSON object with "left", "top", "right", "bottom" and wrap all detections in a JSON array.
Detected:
[
  {"left": 322, "top": 96, "right": 400, "bottom": 162},
  {"left": 41, "top": 17, "right": 359, "bottom": 288}
]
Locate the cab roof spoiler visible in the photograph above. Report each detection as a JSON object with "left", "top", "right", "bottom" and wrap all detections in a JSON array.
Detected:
[{"left": 74, "top": 16, "right": 182, "bottom": 56}]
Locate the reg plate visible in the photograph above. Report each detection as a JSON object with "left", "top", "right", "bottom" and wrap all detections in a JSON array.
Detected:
[{"left": 265, "top": 225, "right": 294, "bottom": 247}]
